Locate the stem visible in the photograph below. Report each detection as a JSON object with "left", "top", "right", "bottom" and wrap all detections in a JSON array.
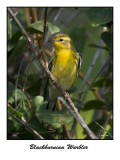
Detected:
[
  {"left": 25, "top": 8, "right": 31, "bottom": 27},
  {"left": 43, "top": 8, "right": 48, "bottom": 42},
  {"left": 79, "top": 72, "right": 104, "bottom": 101},
  {"left": 42, "top": 8, "right": 48, "bottom": 67},
  {"left": 32, "top": 8, "right": 38, "bottom": 22},
  {"left": 63, "top": 124, "right": 71, "bottom": 139}
]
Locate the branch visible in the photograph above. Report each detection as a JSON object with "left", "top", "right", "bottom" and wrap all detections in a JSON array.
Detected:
[
  {"left": 8, "top": 112, "right": 44, "bottom": 139},
  {"left": 79, "top": 72, "right": 104, "bottom": 101},
  {"left": 43, "top": 8, "right": 48, "bottom": 42},
  {"left": 63, "top": 124, "right": 71, "bottom": 139},
  {"left": 8, "top": 8, "right": 98, "bottom": 139},
  {"left": 25, "top": 8, "right": 31, "bottom": 27},
  {"left": 42, "top": 8, "right": 48, "bottom": 67},
  {"left": 58, "top": 97, "right": 98, "bottom": 139},
  {"left": 32, "top": 8, "right": 38, "bottom": 22}
]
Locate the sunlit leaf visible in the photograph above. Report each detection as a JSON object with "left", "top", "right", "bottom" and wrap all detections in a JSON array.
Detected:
[
  {"left": 8, "top": 107, "right": 23, "bottom": 119},
  {"left": 103, "top": 127, "right": 113, "bottom": 139}
]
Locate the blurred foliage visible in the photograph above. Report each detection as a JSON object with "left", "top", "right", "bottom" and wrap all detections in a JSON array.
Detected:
[{"left": 7, "top": 7, "right": 113, "bottom": 140}]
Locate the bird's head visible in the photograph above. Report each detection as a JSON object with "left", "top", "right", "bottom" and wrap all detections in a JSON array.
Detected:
[{"left": 50, "top": 34, "right": 74, "bottom": 51}]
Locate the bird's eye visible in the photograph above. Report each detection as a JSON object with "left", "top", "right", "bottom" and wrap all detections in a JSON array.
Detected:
[{"left": 59, "top": 38, "right": 63, "bottom": 42}]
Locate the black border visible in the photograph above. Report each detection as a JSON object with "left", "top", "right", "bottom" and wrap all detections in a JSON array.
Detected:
[{"left": 7, "top": 6, "right": 113, "bottom": 140}]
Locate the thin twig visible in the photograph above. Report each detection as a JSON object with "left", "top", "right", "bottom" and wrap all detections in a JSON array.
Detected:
[
  {"left": 53, "top": 8, "right": 63, "bottom": 22},
  {"left": 95, "top": 119, "right": 113, "bottom": 139},
  {"left": 25, "top": 8, "right": 31, "bottom": 27},
  {"left": 79, "top": 72, "right": 103, "bottom": 101},
  {"left": 32, "top": 7, "right": 42, "bottom": 48},
  {"left": 32, "top": 8, "right": 38, "bottom": 22},
  {"left": 8, "top": 112, "right": 44, "bottom": 139},
  {"left": 42, "top": 8, "right": 48, "bottom": 67},
  {"left": 8, "top": 8, "right": 98, "bottom": 139},
  {"left": 63, "top": 124, "right": 71, "bottom": 139},
  {"left": 81, "top": 60, "right": 110, "bottom": 104},
  {"left": 43, "top": 8, "right": 48, "bottom": 43}
]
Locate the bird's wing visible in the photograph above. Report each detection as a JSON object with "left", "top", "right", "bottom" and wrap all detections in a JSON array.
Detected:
[
  {"left": 48, "top": 57, "right": 54, "bottom": 71},
  {"left": 76, "top": 52, "right": 82, "bottom": 77}
]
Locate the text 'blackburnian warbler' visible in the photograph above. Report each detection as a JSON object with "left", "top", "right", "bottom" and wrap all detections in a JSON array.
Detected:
[{"left": 47, "top": 34, "right": 82, "bottom": 110}]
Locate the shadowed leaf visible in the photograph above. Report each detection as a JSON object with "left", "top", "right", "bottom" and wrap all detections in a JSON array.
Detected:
[
  {"left": 87, "top": 8, "right": 112, "bottom": 27},
  {"left": 83, "top": 100, "right": 106, "bottom": 110},
  {"left": 32, "top": 96, "right": 73, "bottom": 129}
]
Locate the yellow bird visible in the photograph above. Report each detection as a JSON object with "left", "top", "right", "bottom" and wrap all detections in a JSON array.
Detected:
[{"left": 47, "top": 34, "right": 82, "bottom": 110}]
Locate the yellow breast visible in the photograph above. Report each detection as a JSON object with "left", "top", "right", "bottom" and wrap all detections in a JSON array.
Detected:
[{"left": 51, "top": 49, "right": 78, "bottom": 91}]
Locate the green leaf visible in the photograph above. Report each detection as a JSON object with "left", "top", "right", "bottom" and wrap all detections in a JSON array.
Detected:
[
  {"left": 104, "top": 92, "right": 113, "bottom": 110},
  {"left": 92, "top": 78, "right": 106, "bottom": 87},
  {"left": 105, "top": 79, "right": 113, "bottom": 87},
  {"left": 32, "top": 96, "right": 73, "bottom": 129},
  {"left": 84, "top": 117, "right": 112, "bottom": 140},
  {"left": 103, "top": 127, "right": 113, "bottom": 139},
  {"left": 93, "top": 78, "right": 113, "bottom": 88},
  {"left": 101, "top": 32, "right": 113, "bottom": 52},
  {"left": 8, "top": 82, "right": 27, "bottom": 104},
  {"left": 85, "top": 118, "right": 111, "bottom": 139},
  {"left": 87, "top": 8, "right": 112, "bottom": 27},
  {"left": 10, "top": 31, "right": 22, "bottom": 43},
  {"left": 28, "top": 116, "right": 43, "bottom": 131},
  {"left": 28, "top": 21, "right": 61, "bottom": 34},
  {"left": 8, "top": 82, "right": 32, "bottom": 121},
  {"left": 88, "top": 43, "right": 109, "bottom": 51},
  {"left": 8, "top": 36, "right": 26, "bottom": 66},
  {"left": 7, "top": 119, "right": 15, "bottom": 132},
  {"left": 7, "top": 43, "right": 15, "bottom": 53},
  {"left": 32, "top": 96, "right": 44, "bottom": 110},
  {"left": 8, "top": 107, "right": 23, "bottom": 119},
  {"left": 83, "top": 100, "right": 106, "bottom": 110}
]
